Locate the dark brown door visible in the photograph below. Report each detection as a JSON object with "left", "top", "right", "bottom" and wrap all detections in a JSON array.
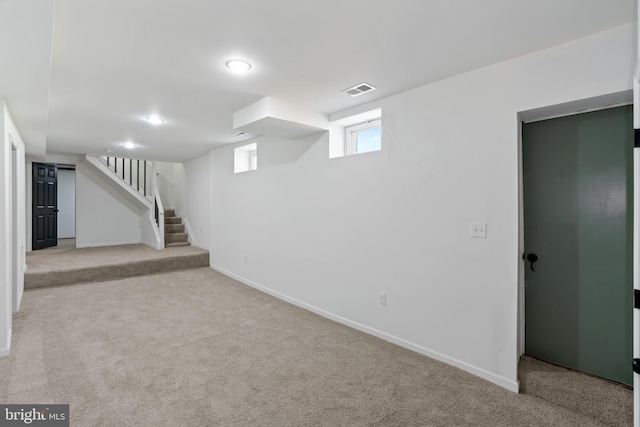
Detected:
[{"left": 32, "top": 162, "right": 58, "bottom": 250}]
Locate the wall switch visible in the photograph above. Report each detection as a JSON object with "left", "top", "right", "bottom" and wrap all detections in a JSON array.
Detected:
[
  {"left": 469, "top": 222, "right": 487, "bottom": 238},
  {"left": 378, "top": 292, "right": 387, "bottom": 305}
]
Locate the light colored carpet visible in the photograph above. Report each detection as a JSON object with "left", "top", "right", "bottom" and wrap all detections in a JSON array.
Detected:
[
  {"left": 519, "top": 356, "right": 632, "bottom": 426},
  {"left": 2, "top": 267, "right": 606, "bottom": 426},
  {"left": 25, "top": 243, "right": 209, "bottom": 289}
]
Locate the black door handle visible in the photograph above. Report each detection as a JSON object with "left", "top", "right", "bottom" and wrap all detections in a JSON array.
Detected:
[
  {"left": 526, "top": 253, "right": 538, "bottom": 271},
  {"left": 633, "top": 359, "right": 640, "bottom": 375}
]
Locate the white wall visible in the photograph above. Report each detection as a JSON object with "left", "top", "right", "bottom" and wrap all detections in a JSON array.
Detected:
[
  {"left": 207, "top": 24, "right": 636, "bottom": 391},
  {"left": 75, "top": 161, "right": 142, "bottom": 248},
  {"left": 11, "top": 134, "right": 25, "bottom": 315},
  {"left": 179, "top": 154, "right": 210, "bottom": 250},
  {"left": 0, "top": 100, "right": 26, "bottom": 357},
  {"left": 57, "top": 169, "right": 75, "bottom": 238},
  {"left": 156, "top": 161, "right": 184, "bottom": 210},
  {"left": 0, "top": 102, "right": 10, "bottom": 357}
]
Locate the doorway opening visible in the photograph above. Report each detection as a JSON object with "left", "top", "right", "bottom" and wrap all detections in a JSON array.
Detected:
[
  {"left": 32, "top": 162, "right": 58, "bottom": 250},
  {"left": 521, "top": 104, "right": 633, "bottom": 385},
  {"left": 57, "top": 164, "right": 76, "bottom": 246}
]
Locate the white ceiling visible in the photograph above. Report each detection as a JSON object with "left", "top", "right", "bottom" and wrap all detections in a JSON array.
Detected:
[{"left": 1, "top": 0, "right": 636, "bottom": 162}]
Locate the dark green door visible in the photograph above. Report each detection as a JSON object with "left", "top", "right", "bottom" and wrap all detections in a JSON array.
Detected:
[{"left": 523, "top": 105, "right": 633, "bottom": 385}]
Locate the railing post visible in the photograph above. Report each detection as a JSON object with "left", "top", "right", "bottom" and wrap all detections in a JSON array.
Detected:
[
  {"left": 144, "top": 161, "right": 147, "bottom": 196},
  {"left": 129, "top": 158, "right": 132, "bottom": 185},
  {"left": 114, "top": 157, "right": 117, "bottom": 174},
  {"left": 137, "top": 159, "right": 140, "bottom": 191}
]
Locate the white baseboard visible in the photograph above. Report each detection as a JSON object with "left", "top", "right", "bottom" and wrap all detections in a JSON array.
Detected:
[
  {"left": 140, "top": 240, "right": 161, "bottom": 250},
  {"left": 76, "top": 240, "right": 140, "bottom": 248},
  {"left": 190, "top": 243, "right": 209, "bottom": 250},
  {"left": 210, "top": 264, "right": 519, "bottom": 393}
]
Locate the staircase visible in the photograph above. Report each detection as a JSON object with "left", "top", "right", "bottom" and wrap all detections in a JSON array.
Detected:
[
  {"left": 164, "top": 209, "right": 189, "bottom": 247},
  {"left": 86, "top": 154, "right": 164, "bottom": 249}
]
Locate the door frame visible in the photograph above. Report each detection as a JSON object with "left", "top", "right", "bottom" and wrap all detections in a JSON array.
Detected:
[
  {"left": 516, "top": 91, "right": 633, "bottom": 360},
  {"left": 26, "top": 157, "right": 79, "bottom": 252},
  {"left": 31, "top": 162, "right": 59, "bottom": 250},
  {"left": 56, "top": 164, "right": 76, "bottom": 240},
  {"left": 9, "top": 134, "right": 23, "bottom": 314}
]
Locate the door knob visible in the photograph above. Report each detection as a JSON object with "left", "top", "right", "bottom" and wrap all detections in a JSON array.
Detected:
[{"left": 526, "top": 253, "right": 538, "bottom": 271}]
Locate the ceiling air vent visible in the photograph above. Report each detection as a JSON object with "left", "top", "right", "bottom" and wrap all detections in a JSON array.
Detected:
[{"left": 343, "top": 82, "right": 376, "bottom": 97}]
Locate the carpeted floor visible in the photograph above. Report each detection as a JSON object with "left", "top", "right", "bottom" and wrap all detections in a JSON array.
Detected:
[
  {"left": 519, "top": 356, "right": 632, "bottom": 426},
  {"left": 1, "top": 267, "right": 610, "bottom": 426}
]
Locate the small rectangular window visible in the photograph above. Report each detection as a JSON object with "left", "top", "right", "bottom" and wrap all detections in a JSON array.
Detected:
[
  {"left": 234, "top": 142, "right": 257, "bottom": 173},
  {"left": 345, "top": 119, "right": 381, "bottom": 156}
]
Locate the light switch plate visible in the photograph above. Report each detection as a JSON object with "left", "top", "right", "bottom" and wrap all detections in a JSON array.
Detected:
[{"left": 469, "top": 222, "right": 487, "bottom": 238}]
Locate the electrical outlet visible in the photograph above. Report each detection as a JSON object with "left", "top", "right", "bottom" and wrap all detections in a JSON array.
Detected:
[
  {"left": 378, "top": 292, "right": 387, "bottom": 305},
  {"left": 469, "top": 222, "right": 487, "bottom": 238}
]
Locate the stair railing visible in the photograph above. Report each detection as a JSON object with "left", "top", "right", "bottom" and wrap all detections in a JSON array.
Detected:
[
  {"left": 151, "top": 163, "right": 165, "bottom": 249},
  {"left": 102, "top": 156, "right": 152, "bottom": 200},
  {"left": 97, "top": 154, "right": 165, "bottom": 249}
]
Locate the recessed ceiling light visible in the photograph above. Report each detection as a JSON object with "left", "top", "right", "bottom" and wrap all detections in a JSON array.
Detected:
[
  {"left": 104, "top": 149, "right": 113, "bottom": 153},
  {"left": 226, "top": 59, "right": 252, "bottom": 72},
  {"left": 145, "top": 115, "right": 164, "bottom": 125},
  {"left": 233, "top": 131, "right": 248, "bottom": 137},
  {"left": 123, "top": 141, "right": 136, "bottom": 149}
]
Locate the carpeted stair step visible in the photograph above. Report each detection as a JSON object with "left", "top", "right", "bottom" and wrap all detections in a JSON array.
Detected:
[
  {"left": 165, "top": 233, "right": 188, "bottom": 244},
  {"left": 163, "top": 208, "right": 191, "bottom": 247},
  {"left": 24, "top": 247, "right": 210, "bottom": 289},
  {"left": 165, "top": 224, "right": 185, "bottom": 233},
  {"left": 166, "top": 242, "right": 190, "bottom": 248},
  {"left": 518, "top": 356, "right": 632, "bottom": 426}
]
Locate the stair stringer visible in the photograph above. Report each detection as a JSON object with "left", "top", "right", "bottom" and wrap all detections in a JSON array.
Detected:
[
  {"left": 86, "top": 154, "right": 152, "bottom": 210},
  {"left": 180, "top": 215, "right": 195, "bottom": 246}
]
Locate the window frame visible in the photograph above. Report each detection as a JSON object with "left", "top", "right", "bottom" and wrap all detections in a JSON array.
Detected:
[
  {"left": 234, "top": 142, "right": 258, "bottom": 173},
  {"left": 345, "top": 119, "right": 381, "bottom": 156}
]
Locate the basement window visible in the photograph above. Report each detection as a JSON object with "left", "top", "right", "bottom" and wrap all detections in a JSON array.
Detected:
[
  {"left": 329, "top": 108, "right": 382, "bottom": 158},
  {"left": 345, "top": 119, "right": 381, "bottom": 155},
  {"left": 234, "top": 142, "right": 257, "bottom": 173}
]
